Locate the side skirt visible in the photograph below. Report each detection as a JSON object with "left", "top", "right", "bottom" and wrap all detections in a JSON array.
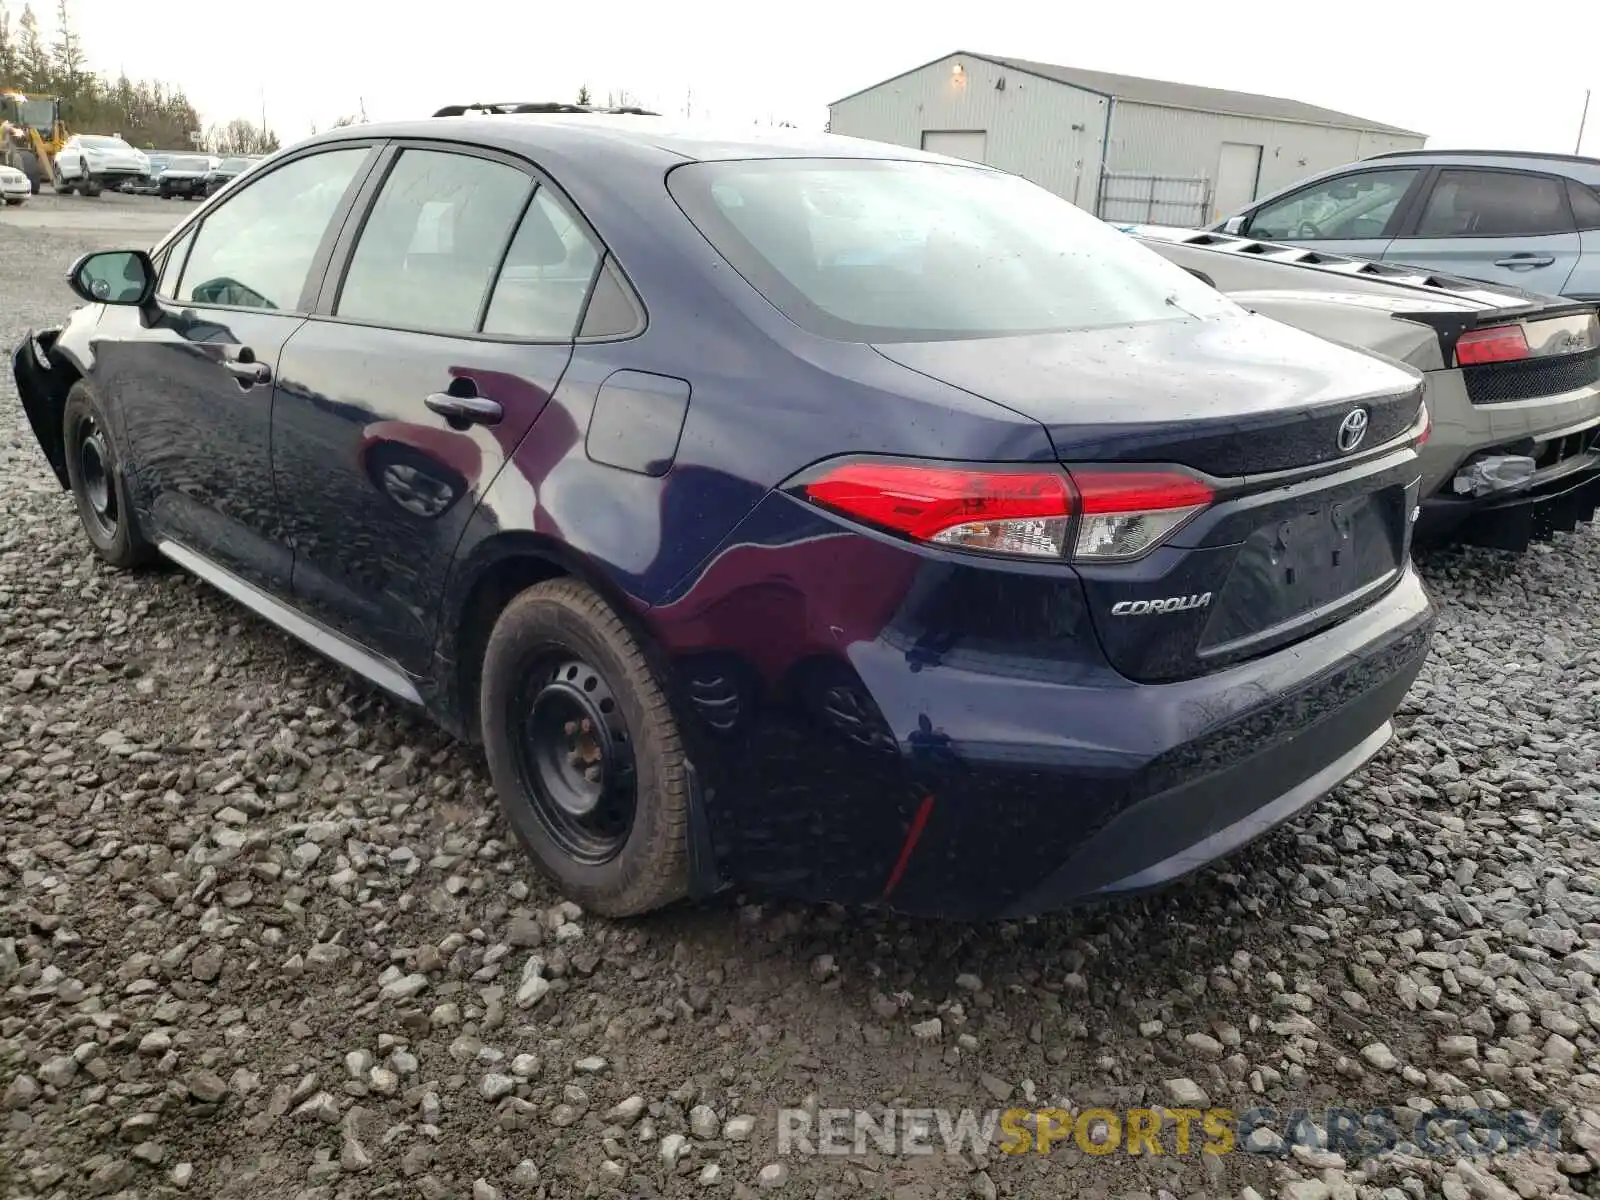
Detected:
[{"left": 156, "top": 539, "right": 424, "bottom": 706}]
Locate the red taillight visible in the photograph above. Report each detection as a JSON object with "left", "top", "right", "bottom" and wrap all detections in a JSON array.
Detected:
[
  {"left": 1069, "top": 467, "right": 1214, "bottom": 562},
  {"left": 1416, "top": 402, "right": 1432, "bottom": 446},
  {"left": 1455, "top": 325, "right": 1530, "bottom": 366},
  {"left": 801, "top": 462, "right": 1073, "bottom": 558},
  {"left": 798, "top": 460, "right": 1213, "bottom": 561}
]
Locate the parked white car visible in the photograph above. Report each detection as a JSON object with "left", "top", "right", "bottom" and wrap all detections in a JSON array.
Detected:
[
  {"left": 0, "top": 163, "right": 29, "bottom": 205},
  {"left": 53, "top": 134, "right": 151, "bottom": 196}
]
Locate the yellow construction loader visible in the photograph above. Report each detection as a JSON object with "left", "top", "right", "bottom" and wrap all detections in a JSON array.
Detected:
[{"left": 0, "top": 89, "right": 69, "bottom": 194}]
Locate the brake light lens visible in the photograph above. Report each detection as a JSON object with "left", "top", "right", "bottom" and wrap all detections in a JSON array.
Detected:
[
  {"left": 1455, "top": 325, "right": 1529, "bottom": 366},
  {"left": 1416, "top": 402, "right": 1431, "bottom": 446},
  {"left": 798, "top": 460, "right": 1214, "bottom": 561},
  {"left": 801, "top": 462, "right": 1073, "bottom": 558},
  {"left": 1070, "top": 468, "right": 1215, "bottom": 561}
]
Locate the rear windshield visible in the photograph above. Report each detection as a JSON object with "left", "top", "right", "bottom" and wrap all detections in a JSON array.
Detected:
[
  {"left": 667, "top": 158, "right": 1237, "bottom": 342},
  {"left": 81, "top": 135, "right": 131, "bottom": 150}
]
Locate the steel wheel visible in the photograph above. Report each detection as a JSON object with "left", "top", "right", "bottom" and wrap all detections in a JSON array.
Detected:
[
  {"left": 512, "top": 655, "right": 637, "bottom": 865},
  {"left": 76, "top": 416, "right": 119, "bottom": 539}
]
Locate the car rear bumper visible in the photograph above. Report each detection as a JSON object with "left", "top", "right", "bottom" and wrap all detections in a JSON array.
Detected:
[
  {"left": 1416, "top": 456, "right": 1600, "bottom": 549},
  {"left": 665, "top": 502, "right": 1435, "bottom": 919},
  {"left": 1415, "top": 367, "right": 1600, "bottom": 547}
]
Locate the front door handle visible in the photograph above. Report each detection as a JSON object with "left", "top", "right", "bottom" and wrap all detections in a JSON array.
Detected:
[
  {"left": 425, "top": 392, "right": 503, "bottom": 426},
  {"left": 1493, "top": 254, "right": 1556, "bottom": 269},
  {"left": 224, "top": 356, "right": 270, "bottom": 385}
]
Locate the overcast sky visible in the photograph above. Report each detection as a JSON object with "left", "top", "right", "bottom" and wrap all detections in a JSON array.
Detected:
[{"left": 36, "top": 0, "right": 1600, "bottom": 154}]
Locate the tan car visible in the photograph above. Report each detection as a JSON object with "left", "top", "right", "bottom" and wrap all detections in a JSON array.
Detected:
[{"left": 1126, "top": 224, "right": 1600, "bottom": 552}]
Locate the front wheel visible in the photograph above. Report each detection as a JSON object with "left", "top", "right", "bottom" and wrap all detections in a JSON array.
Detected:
[
  {"left": 480, "top": 579, "right": 690, "bottom": 917},
  {"left": 61, "top": 384, "right": 155, "bottom": 570}
]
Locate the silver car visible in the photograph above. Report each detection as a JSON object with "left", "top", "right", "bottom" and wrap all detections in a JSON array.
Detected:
[
  {"left": 1212, "top": 150, "right": 1600, "bottom": 303},
  {"left": 1126, "top": 224, "right": 1600, "bottom": 552}
]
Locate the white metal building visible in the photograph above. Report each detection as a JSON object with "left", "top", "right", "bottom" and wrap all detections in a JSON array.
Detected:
[{"left": 827, "top": 52, "right": 1426, "bottom": 225}]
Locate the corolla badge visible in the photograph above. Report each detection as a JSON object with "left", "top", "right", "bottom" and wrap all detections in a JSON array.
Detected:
[
  {"left": 1336, "top": 407, "right": 1369, "bottom": 454},
  {"left": 1111, "top": 592, "right": 1213, "bottom": 616}
]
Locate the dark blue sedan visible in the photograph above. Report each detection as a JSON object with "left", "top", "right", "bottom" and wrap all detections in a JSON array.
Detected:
[{"left": 11, "top": 108, "right": 1435, "bottom": 919}]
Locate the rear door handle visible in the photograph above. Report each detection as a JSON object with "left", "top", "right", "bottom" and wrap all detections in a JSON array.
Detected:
[
  {"left": 224, "top": 355, "right": 271, "bottom": 385},
  {"left": 425, "top": 392, "right": 503, "bottom": 425},
  {"left": 1493, "top": 254, "right": 1556, "bottom": 268}
]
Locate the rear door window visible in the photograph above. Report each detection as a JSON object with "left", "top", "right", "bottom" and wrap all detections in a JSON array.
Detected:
[
  {"left": 1567, "top": 179, "right": 1600, "bottom": 231},
  {"left": 481, "top": 187, "right": 604, "bottom": 339},
  {"left": 1244, "top": 169, "right": 1420, "bottom": 241},
  {"left": 336, "top": 148, "right": 533, "bottom": 333},
  {"left": 1411, "top": 170, "right": 1574, "bottom": 238}
]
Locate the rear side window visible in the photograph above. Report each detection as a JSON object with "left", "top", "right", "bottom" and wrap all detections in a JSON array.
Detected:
[
  {"left": 668, "top": 158, "right": 1236, "bottom": 342},
  {"left": 337, "top": 149, "right": 533, "bottom": 334},
  {"left": 177, "top": 148, "right": 368, "bottom": 310},
  {"left": 1568, "top": 179, "right": 1600, "bottom": 231},
  {"left": 1245, "top": 169, "right": 1419, "bottom": 241},
  {"left": 481, "top": 187, "right": 603, "bottom": 338},
  {"left": 1413, "top": 170, "right": 1574, "bottom": 238}
]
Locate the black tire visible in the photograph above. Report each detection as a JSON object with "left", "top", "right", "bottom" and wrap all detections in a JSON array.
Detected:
[
  {"left": 61, "top": 384, "right": 155, "bottom": 570},
  {"left": 51, "top": 162, "right": 73, "bottom": 195},
  {"left": 481, "top": 579, "right": 689, "bottom": 916},
  {"left": 18, "top": 150, "right": 41, "bottom": 194}
]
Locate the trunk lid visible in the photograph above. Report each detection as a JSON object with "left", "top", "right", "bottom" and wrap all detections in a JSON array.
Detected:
[
  {"left": 873, "top": 313, "right": 1422, "bottom": 474},
  {"left": 874, "top": 314, "right": 1427, "bottom": 682}
]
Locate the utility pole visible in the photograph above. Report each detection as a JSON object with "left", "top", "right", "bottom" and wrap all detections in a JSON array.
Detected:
[{"left": 1578, "top": 89, "right": 1591, "bottom": 155}]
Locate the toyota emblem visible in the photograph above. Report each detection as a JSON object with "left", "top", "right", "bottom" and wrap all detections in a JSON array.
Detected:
[{"left": 1336, "top": 408, "right": 1369, "bottom": 453}]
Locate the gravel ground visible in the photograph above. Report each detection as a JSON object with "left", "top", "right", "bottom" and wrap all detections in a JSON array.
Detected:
[{"left": 3, "top": 205, "right": 1600, "bottom": 1200}]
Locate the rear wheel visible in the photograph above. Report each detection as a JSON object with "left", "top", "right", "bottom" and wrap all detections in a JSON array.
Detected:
[
  {"left": 62, "top": 384, "right": 155, "bottom": 570},
  {"left": 51, "top": 161, "right": 74, "bottom": 195},
  {"left": 481, "top": 579, "right": 690, "bottom": 917}
]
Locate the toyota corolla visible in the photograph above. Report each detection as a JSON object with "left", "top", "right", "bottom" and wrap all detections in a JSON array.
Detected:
[{"left": 11, "top": 109, "right": 1436, "bottom": 919}]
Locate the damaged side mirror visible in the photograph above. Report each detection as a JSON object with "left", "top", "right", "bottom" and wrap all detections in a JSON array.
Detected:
[{"left": 68, "top": 249, "right": 156, "bottom": 306}]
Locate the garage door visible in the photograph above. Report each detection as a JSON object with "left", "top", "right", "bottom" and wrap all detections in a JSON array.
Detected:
[{"left": 921, "top": 130, "right": 988, "bottom": 164}]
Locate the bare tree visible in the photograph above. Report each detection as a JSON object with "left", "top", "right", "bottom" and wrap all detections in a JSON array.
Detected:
[
  {"left": 49, "top": 0, "right": 83, "bottom": 92},
  {"left": 205, "top": 117, "right": 279, "bottom": 156},
  {"left": 576, "top": 84, "right": 591, "bottom": 106}
]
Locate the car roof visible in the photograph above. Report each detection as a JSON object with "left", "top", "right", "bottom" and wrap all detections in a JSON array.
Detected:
[
  {"left": 1363, "top": 147, "right": 1600, "bottom": 182},
  {"left": 298, "top": 114, "right": 973, "bottom": 169}
]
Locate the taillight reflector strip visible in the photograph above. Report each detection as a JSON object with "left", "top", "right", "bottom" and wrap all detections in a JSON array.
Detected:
[{"left": 1456, "top": 324, "right": 1530, "bottom": 366}]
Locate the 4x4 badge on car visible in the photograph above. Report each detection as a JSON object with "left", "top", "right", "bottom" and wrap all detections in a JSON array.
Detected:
[{"left": 1337, "top": 408, "right": 1369, "bottom": 453}]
